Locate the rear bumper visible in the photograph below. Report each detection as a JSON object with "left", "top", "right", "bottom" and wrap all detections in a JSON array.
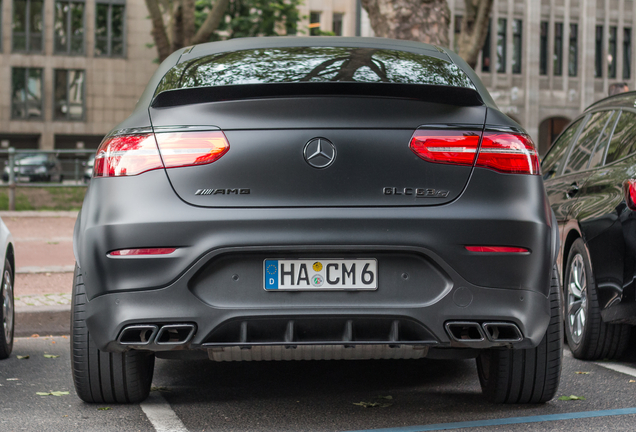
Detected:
[{"left": 76, "top": 168, "right": 556, "bottom": 353}]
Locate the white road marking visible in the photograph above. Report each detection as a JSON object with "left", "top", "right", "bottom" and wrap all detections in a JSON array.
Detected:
[
  {"left": 140, "top": 391, "right": 189, "bottom": 432},
  {"left": 595, "top": 362, "right": 636, "bottom": 378}
]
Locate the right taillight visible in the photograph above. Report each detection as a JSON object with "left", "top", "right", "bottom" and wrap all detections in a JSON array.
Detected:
[
  {"left": 476, "top": 132, "right": 540, "bottom": 175},
  {"left": 623, "top": 180, "right": 636, "bottom": 210},
  {"left": 409, "top": 130, "right": 540, "bottom": 175},
  {"left": 94, "top": 131, "right": 230, "bottom": 178}
]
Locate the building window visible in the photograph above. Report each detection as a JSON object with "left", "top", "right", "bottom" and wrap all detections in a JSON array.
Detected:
[
  {"left": 553, "top": 23, "right": 563, "bottom": 76},
  {"left": 54, "top": 0, "right": 85, "bottom": 54},
  {"left": 608, "top": 26, "right": 617, "bottom": 78},
  {"left": 595, "top": 25, "right": 603, "bottom": 78},
  {"left": 309, "top": 11, "right": 321, "bottom": 36},
  {"left": 481, "top": 19, "right": 491, "bottom": 72},
  {"left": 496, "top": 18, "right": 506, "bottom": 73},
  {"left": 540, "top": 21, "right": 548, "bottom": 75},
  {"left": 624, "top": 28, "right": 632, "bottom": 80},
  {"left": 11, "top": 67, "right": 43, "bottom": 119},
  {"left": 332, "top": 13, "right": 343, "bottom": 36},
  {"left": 95, "top": 0, "right": 125, "bottom": 57},
  {"left": 12, "top": 0, "right": 44, "bottom": 52},
  {"left": 569, "top": 23, "right": 578, "bottom": 77},
  {"left": 54, "top": 70, "right": 85, "bottom": 121},
  {"left": 512, "top": 19, "right": 522, "bottom": 74},
  {"left": 454, "top": 15, "right": 463, "bottom": 53}
]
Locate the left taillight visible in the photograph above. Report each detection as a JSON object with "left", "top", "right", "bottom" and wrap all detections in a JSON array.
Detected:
[
  {"left": 94, "top": 131, "right": 230, "bottom": 178},
  {"left": 409, "top": 130, "right": 540, "bottom": 175}
]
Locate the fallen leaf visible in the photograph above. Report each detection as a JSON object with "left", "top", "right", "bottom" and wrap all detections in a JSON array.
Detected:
[
  {"left": 30, "top": 334, "right": 39, "bottom": 338},
  {"left": 61, "top": 336, "right": 68, "bottom": 339},
  {"left": 7, "top": 378, "right": 19, "bottom": 381},
  {"left": 151, "top": 386, "right": 171, "bottom": 392},
  {"left": 36, "top": 391, "right": 70, "bottom": 397},
  {"left": 16, "top": 355, "right": 29, "bottom": 359},
  {"left": 377, "top": 395, "right": 393, "bottom": 400},
  {"left": 629, "top": 380, "right": 635, "bottom": 383},
  {"left": 558, "top": 395, "right": 586, "bottom": 401},
  {"left": 97, "top": 407, "right": 111, "bottom": 411},
  {"left": 51, "top": 341, "right": 56, "bottom": 344},
  {"left": 43, "top": 354, "right": 60, "bottom": 359},
  {"left": 353, "top": 401, "right": 393, "bottom": 408},
  {"left": 575, "top": 371, "right": 590, "bottom": 375}
]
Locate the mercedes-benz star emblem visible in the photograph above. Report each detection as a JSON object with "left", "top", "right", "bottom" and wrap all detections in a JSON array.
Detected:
[{"left": 303, "top": 138, "right": 336, "bottom": 169}]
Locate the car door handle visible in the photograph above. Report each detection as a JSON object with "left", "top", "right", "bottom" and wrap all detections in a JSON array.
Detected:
[{"left": 566, "top": 182, "right": 579, "bottom": 198}]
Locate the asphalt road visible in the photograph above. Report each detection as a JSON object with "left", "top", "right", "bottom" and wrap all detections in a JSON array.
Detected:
[{"left": 3, "top": 337, "right": 636, "bottom": 431}]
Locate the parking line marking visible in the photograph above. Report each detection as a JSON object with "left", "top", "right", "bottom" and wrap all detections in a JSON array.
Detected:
[
  {"left": 140, "top": 391, "right": 188, "bottom": 432},
  {"left": 594, "top": 362, "right": 636, "bottom": 378},
  {"left": 344, "top": 408, "right": 636, "bottom": 432}
]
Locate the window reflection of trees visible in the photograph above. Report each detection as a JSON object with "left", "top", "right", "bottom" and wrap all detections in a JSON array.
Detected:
[{"left": 155, "top": 47, "right": 475, "bottom": 96}]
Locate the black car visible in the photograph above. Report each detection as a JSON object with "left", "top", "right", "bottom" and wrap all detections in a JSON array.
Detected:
[
  {"left": 543, "top": 91, "right": 636, "bottom": 360},
  {"left": 72, "top": 37, "right": 561, "bottom": 405},
  {"left": 2, "top": 153, "right": 63, "bottom": 183}
]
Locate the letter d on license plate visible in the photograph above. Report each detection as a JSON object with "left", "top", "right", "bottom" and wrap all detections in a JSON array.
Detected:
[{"left": 264, "top": 259, "right": 378, "bottom": 291}]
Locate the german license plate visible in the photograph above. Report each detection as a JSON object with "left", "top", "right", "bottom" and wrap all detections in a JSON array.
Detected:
[{"left": 264, "top": 259, "right": 378, "bottom": 290}]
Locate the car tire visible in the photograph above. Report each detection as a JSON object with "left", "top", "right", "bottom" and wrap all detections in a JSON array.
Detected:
[
  {"left": 476, "top": 265, "right": 562, "bottom": 404},
  {"left": 0, "top": 259, "right": 14, "bottom": 359},
  {"left": 71, "top": 264, "right": 155, "bottom": 403},
  {"left": 564, "top": 238, "right": 630, "bottom": 360}
]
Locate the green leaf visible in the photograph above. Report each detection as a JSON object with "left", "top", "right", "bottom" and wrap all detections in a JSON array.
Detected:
[
  {"left": 558, "top": 395, "right": 586, "bottom": 401},
  {"left": 43, "top": 354, "right": 60, "bottom": 359},
  {"left": 16, "top": 355, "right": 29, "bottom": 359},
  {"left": 98, "top": 407, "right": 112, "bottom": 411},
  {"left": 377, "top": 395, "right": 393, "bottom": 400},
  {"left": 575, "top": 371, "right": 590, "bottom": 375}
]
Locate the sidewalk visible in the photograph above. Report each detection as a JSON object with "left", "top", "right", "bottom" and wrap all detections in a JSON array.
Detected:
[{"left": 1, "top": 211, "right": 77, "bottom": 336}]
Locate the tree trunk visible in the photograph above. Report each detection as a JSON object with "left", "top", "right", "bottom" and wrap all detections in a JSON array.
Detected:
[
  {"left": 457, "top": 0, "right": 493, "bottom": 69},
  {"left": 360, "top": 0, "right": 450, "bottom": 47},
  {"left": 145, "top": 0, "right": 171, "bottom": 62}
]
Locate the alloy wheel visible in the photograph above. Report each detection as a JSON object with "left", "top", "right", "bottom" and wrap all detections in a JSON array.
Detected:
[
  {"left": 2, "top": 269, "right": 13, "bottom": 345},
  {"left": 567, "top": 254, "right": 587, "bottom": 345}
]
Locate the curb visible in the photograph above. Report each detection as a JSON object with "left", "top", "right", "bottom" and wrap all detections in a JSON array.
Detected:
[
  {"left": 15, "top": 305, "right": 70, "bottom": 337},
  {"left": 0, "top": 211, "right": 79, "bottom": 218}
]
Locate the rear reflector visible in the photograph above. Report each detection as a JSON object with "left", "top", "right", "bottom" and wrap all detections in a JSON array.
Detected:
[
  {"left": 155, "top": 131, "right": 230, "bottom": 169},
  {"left": 94, "top": 134, "right": 163, "bottom": 177},
  {"left": 465, "top": 246, "right": 529, "bottom": 253},
  {"left": 409, "top": 130, "right": 540, "bottom": 175},
  {"left": 94, "top": 131, "right": 230, "bottom": 178},
  {"left": 623, "top": 180, "right": 636, "bottom": 211},
  {"left": 109, "top": 248, "right": 177, "bottom": 256}
]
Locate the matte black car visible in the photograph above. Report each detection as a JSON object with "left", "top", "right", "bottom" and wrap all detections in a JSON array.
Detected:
[
  {"left": 2, "top": 153, "right": 63, "bottom": 183},
  {"left": 72, "top": 37, "right": 562, "bottom": 404},
  {"left": 543, "top": 91, "right": 636, "bottom": 360}
]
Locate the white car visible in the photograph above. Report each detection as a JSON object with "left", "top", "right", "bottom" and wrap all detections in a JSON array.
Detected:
[{"left": 0, "top": 218, "right": 14, "bottom": 359}]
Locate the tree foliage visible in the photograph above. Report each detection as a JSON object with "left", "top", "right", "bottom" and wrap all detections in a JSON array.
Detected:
[{"left": 146, "top": 0, "right": 302, "bottom": 62}]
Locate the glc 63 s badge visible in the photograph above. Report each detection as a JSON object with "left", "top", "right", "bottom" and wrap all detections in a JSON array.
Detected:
[{"left": 383, "top": 187, "right": 450, "bottom": 198}]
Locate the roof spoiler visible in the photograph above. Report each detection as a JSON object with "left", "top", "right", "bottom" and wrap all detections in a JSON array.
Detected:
[{"left": 151, "top": 82, "right": 485, "bottom": 108}]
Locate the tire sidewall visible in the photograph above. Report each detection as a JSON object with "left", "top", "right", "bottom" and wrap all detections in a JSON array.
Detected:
[
  {"left": 0, "top": 258, "right": 14, "bottom": 358},
  {"left": 563, "top": 238, "right": 595, "bottom": 356}
]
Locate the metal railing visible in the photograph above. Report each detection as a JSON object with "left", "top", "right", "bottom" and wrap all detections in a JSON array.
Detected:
[{"left": 0, "top": 148, "right": 96, "bottom": 210}]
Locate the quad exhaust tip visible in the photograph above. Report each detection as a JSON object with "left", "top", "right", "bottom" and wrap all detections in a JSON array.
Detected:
[
  {"left": 117, "top": 323, "right": 196, "bottom": 345},
  {"left": 445, "top": 321, "right": 522, "bottom": 343}
]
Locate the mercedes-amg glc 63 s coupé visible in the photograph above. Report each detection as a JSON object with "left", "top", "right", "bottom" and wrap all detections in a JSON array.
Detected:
[{"left": 71, "top": 37, "right": 562, "bottom": 404}]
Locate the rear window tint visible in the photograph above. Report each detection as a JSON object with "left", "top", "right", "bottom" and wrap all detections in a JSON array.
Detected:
[
  {"left": 606, "top": 111, "right": 636, "bottom": 164},
  {"left": 154, "top": 47, "right": 476, "bottom": 96},
  {"left": 588, "top": 111, "right": 617, "bottom": 169},
  {"left": 542, "top": 117, "right": 584, "bottom": 179}
]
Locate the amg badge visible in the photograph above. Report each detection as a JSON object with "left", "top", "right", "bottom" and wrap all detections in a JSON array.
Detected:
[
  {"left": 383, "top": 187, "right": 450, "bottom": 198},
  {"left": 195, "top": 188, "right": 251, "bottom": 195}
]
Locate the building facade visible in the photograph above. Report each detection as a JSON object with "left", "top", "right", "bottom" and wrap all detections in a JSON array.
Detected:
[
  {"left": 2, "top": 0, "right": 634, "bottom": 153},
  {"left": 0, "top": 0, "right": 156, "bottom": 150}
]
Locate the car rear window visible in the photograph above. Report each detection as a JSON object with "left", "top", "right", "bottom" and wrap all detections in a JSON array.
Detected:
[{"left": 154, "top": 47, "right": 476, "bottom": 96}]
